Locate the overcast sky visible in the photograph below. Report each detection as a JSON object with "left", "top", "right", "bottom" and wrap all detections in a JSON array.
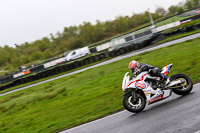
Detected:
[{"left": 0, "top": 0, "right": 185, "bottom": 47}]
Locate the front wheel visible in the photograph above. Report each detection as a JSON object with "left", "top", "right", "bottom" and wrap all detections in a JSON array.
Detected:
[
  {"left": 171, "top": 73, "right": 193, "bottom": 95},
  {"left": 123, "top": 92, "right": 146, "bottom": 113}
]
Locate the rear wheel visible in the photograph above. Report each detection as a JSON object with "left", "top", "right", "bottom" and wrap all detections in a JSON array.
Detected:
[
  {"left": 171, "top": 73, "right": 193, "bottom": 95},
  {"left": 123, "top": 92, "right": 146, "bottom": 113}
]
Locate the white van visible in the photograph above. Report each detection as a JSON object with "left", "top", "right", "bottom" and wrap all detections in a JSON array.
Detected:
[{"left": 65, "top": 46, "right": 91, "bottom": 61}]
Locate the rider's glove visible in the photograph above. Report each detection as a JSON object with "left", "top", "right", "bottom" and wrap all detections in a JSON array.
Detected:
[
  {"left": 135, "top": 69, "right": 141, "bottom": 75},
  {"left": 149, "top": 69, "right": 152, "bottom": 74}
]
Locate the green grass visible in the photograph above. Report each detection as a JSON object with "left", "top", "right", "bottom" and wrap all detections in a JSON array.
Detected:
[
  {"left": 157, "top": 29, "right": 200, "bottom": 44},
  {"left": 0, "top": 37, "right": 200, "bottom": 133},
  {"left": 155, "top": 16, "right": 190, "bottom": 27}
]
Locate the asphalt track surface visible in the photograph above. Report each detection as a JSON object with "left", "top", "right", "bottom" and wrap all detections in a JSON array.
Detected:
[
  {"left": 1, "top": 32, "right": 200, "bottom": 97},
  {"left": 61, "top": 83, "right": 200, "bottom": 133}
]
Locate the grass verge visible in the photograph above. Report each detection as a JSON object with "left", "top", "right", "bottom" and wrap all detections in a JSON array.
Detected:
[
  {"left": 157, "top": 29, "right": 200, "bottom": 44},
  {"left": 0, "top": 37, "right": 200, "bottom": 133}
]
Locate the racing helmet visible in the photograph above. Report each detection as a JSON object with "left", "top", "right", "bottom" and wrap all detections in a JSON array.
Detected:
[{"left": 129, "top": 60, "right": 139, "bottom": 73}]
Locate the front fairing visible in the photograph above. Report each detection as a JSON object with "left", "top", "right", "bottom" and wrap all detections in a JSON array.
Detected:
[
  {"left": 122, "top": 72, "right": 130, "bottom": 91},
  {"left": 122, "top": 70, "right": 173, "bottom": 104},
  {"left": 122, "top": 72, "right": 149, "bottom": 92}
]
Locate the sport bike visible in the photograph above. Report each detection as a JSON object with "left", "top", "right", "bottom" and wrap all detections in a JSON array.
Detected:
[{"left": 122, "top": 64, "right": 193, "bottom": 113}]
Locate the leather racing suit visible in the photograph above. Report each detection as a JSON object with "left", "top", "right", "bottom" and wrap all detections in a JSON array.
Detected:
[{"left": 135, "top": 63, "right": 168, "bottom": 81}]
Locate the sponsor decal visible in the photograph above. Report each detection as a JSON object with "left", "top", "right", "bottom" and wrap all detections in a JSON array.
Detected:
[
  {"left": 148, "top": 94, "right": 164, "bottom": 104},
  {"left": 136, "top": 82, "right": 146, "bottom": 89},
  {"left": 127, "top": 74, "right": 149, "bottom": 87}
]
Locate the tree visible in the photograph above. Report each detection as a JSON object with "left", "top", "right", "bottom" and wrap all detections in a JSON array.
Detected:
[
  {"left": 80, "top": 22, "right": 96, "bottom": 44},
  {"left": 168, "top": 5, "right": 178, "bottom": 14},
  {"left": 43, "top": 49, "right": 53, "bottom": 59},
  {"left": 155, "top": 7, "right": 167, "bottom": 17},
  {"left": 192, "top": 0, "right": 200, "bottom": 8},
  {"left": 21, "top": 55, "right": 30, "bottom": 64},
  {"left": 177, "top": 7, "right": 184, "bottom": 14},
  {"left": 10, "top": 57, "right": 21, "bottom": 67},
  {"left": 184, "top": 0, "right": 193, "bottom": 10},
  {"left": 30, "top": 51, "right": 44, "bottom": 61},
  {"left": 184, "top": 0, "right": 200, "bottom": 9},
  {"left": 63, "top": 26, "right": 80, "bottom": 39}
]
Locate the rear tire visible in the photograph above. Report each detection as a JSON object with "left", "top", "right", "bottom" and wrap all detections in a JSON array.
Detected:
[
  {"left": 171, "top": 73, "right": 193, "bottom": 95},
  {"left": 123, "top": 92, "right": 146, "bottom": 113}
]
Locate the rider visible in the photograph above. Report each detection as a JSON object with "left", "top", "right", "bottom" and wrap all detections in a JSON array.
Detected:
[{"left": 128, "top": 60, "right": 170, "bottom": 94}]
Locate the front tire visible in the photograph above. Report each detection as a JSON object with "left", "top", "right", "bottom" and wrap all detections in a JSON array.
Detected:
[
  {"left": 123, "top": 93, "right": 146, "bottom": 113},
  {"left": 171, "top": 73, "right": 193, "bottom": 95}
]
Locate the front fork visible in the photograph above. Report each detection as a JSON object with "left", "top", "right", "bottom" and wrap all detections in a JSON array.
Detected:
[
  {"left": 131, "top": 91, "right": 136, "bottom": 102},
  {"left": 131, "top": 90, "right": 138, "bottom": 103}
]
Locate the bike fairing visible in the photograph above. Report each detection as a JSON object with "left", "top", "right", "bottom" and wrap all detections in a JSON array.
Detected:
[
  {"left": 127, "top": 72, "right": 168, "bottom": 103},
  {"left": 122, "top": 63, "right": 193, "bottom": 113},
  {"left": 127, "top": 73, "right": 149, "bottom": 87}
]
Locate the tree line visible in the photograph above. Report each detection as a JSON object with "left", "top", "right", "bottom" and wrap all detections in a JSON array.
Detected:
[{"left": 0, "top": 0, "right": 199, "bottom": 76}]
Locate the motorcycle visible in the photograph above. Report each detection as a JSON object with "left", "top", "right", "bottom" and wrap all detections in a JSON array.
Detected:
[{"left": 122, "top": 64, "right": 193, "bottom": 113}]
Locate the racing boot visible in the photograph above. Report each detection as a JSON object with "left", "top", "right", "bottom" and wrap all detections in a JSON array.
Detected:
[
  {"left": 160, "top": 74, "right": 171, "bottom": 87},
  {"left": 165, "top": 78, "right": 170, "bottom": 86}
]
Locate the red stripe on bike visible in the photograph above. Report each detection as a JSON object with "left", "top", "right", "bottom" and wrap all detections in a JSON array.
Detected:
[
  {"left": 127, "top": 74, "right": 149, "bottom": 87},
  {"left": 163, "top": 66, "right": 168, "bottom": 75}
]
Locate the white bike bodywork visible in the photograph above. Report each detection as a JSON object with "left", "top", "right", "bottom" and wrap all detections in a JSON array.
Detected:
[
  {"left": 122, "top": 64, "right": 173, "bottom": 104},
  {"left": 122, "top": 64, "right": 193, "bottom": 113}
]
